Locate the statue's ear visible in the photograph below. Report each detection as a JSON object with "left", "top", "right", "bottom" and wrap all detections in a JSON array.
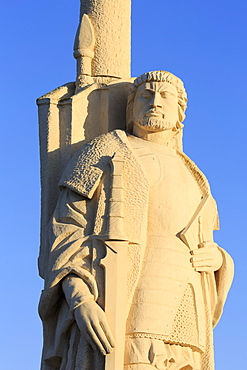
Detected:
[
  {"left": 172, "top": 121, "right": 184, "bottom": 151},
  {"left": 178, "top": 104, "right": 186, "bottom": 124},
  {"left": 172, "top": 121, "right": 184, "bottom": 135}
]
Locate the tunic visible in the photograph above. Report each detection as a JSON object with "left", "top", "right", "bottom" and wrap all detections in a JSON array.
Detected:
[{"left": 125, "top": 137, "right": 206, "bottom": 368}]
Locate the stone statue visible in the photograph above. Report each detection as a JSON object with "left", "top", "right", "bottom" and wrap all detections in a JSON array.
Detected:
[{"left": 38, "top": 70, "right": 234, "bottom": 370}]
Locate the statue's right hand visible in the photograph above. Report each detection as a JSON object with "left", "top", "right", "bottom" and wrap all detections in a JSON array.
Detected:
[{"left": 74, "top": 300, "right": 115, "bottom": 355}]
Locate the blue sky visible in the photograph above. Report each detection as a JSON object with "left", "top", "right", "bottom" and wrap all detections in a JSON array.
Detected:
[{"left": 1, "top": 1, "right": 246, "bottom": 369}]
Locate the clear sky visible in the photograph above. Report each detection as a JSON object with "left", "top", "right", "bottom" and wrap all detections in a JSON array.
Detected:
[{"left": 1, "top": 1, "right": 246, "bottom": 369}]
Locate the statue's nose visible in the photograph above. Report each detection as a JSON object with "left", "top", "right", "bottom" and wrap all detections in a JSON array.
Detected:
[{"left": 150, "top": 92, "right": 162, "bottom": 108}]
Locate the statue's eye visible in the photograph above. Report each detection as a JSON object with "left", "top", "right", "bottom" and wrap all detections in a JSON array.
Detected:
[
  {"left": 141, "top": 91, "right": 152, "bottom": 98},
  {"left": 160, "top": 91, "right": 174, "bottom": 98}
]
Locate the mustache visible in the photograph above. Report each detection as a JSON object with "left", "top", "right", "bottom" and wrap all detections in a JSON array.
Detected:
[{"left": 144, "top": 109, "right": 164, "bottom": 118}]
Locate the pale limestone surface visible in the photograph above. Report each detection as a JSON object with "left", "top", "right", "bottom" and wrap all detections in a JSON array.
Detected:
[
  {"left": 38, "top": 71, "right": 234, "bottom": 370},
  {"left": 78, "top": 0, "right": 130, "bottom": 79},
  {"left": 37, "top": 79, "right": 134, "bottom": 277},
  {"left": 38, "top": 2, "right": 233, "bottom": 370}
]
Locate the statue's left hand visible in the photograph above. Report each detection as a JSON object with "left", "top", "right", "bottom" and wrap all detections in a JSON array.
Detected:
[{"left": 190, "top": 241, "right": 223, "bottom": 273}]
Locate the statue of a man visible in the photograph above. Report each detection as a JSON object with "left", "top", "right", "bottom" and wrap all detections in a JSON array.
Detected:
[{"left": 39, "top": 71, "right": 234, "bottom": 370}]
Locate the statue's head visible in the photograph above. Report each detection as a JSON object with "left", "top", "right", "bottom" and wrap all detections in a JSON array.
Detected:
[{"left": 126, "top": 71, "right": 188, "bottom": 145}]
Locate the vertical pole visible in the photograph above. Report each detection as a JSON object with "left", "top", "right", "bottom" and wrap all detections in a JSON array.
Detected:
[
  {"left": 79, "top": 0, "right": 131, "bottom": 78},
  {"left": 101, "top": 153, "right": 128, "bottom": 370}
]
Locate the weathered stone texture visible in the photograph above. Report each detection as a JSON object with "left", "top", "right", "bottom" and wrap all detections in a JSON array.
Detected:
[{"left": 80, "top": 0, "right": 131, "bottom": 78}]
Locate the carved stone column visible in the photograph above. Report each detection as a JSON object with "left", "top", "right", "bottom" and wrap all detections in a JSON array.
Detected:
[{"left": 79, "top": 0, "right": 131, "bottom": 78}]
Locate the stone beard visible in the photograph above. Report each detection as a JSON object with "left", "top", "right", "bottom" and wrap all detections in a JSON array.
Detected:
[
  {"left": 38, "top": 71, "right": 234, "bottom": 370},
  {"left": 134, "top": 116, "right": 174, "bottom": 132}
]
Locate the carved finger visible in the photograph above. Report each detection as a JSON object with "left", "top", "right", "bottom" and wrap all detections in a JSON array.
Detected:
[
  {"left": 191, "top": 247, "right": 213, "bottom": 255},
  {"left": 92, "top": 322, "right": 113, "bottom": 354},
  {"left": 195, "top": 266, "right": 213, "bottom": 273},
  {"left": 100, "top": 318, "right": 115, "bottom": 348},
  {"left": 192, "top": 260, "right": 214, "bottom": 268},
  {"left": 191, "top": 255, "right": 216, "bottom": 264},
  {"left": 190, "top": 254, "right": 212, "bottom": 262},
  {"left": 83, "top": 330, "right": 97, "bottom": 351},
  {"left": 87, "top": 326, "right": 107, "bottom": 355}
]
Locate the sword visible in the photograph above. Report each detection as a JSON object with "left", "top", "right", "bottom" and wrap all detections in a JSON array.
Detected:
[{"left": 98, "top": 153, "right": 129, "bottom": 369}]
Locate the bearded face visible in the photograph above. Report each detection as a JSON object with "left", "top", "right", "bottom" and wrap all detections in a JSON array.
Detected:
[{"left": 132, "top": 81, "right": 179, "bottom": 132}]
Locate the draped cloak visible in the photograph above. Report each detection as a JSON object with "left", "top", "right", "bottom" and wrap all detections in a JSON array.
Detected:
[{"left": 39, "top": 129, "right": 234, "bottom": 370}]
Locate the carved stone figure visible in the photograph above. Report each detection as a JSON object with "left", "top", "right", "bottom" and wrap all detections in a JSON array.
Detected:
[{"left": 39, "top": 70, "right": 234, "bottom": 370}]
